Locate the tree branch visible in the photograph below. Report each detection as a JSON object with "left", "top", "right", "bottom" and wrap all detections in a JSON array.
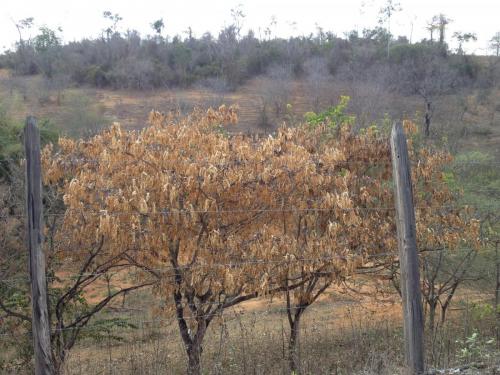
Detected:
[{"left": 0, "top": 298, "right": 31, "bottom": 322}]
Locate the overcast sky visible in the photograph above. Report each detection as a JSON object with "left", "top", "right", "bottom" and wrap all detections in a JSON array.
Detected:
[{"left": 1, "top": 0, "right": 498, "bottom": 54}]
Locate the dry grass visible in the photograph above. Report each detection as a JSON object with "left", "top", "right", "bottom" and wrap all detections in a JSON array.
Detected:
[
  {"left": 43, "top": 284, "right": 495, "bottom": 375},
  {"left": 62, "top": 288, "right": 405, "bottom": 375}
]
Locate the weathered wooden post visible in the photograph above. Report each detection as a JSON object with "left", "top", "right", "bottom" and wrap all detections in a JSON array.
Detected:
[
  {"left": 25, "top": 116, "right": 54, "bottom": 375},
  {"left": 390, "top": 122, "right": 425, "bottom": 374}
]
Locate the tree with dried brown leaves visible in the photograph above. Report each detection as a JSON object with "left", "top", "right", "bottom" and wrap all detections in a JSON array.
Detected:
[{"left": 41, "top": 107, "right": 480, "bottom": 374}]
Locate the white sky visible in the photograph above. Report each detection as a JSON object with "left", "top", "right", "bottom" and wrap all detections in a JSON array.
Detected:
[{"left": 0, "top": 0, "right": 498, "bottom": 54}]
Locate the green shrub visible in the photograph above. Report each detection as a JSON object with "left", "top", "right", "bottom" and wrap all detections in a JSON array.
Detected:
[
  {"left": 304, "top": 95, "right": 355, "bottom": 128},
  {"left": 0, "top": 106, "right": 58, "bottom": 178}
]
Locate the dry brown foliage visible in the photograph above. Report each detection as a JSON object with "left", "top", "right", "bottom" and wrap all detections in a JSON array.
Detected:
[{"left": 40, "top": 106, "right": 480, "bottom": 374}]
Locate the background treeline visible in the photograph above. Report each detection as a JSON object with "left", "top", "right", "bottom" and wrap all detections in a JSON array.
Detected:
[{"left": 0, "top": 15, "right": 498, "bottom": 93}]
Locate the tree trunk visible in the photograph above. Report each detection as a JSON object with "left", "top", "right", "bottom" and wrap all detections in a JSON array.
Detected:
[
  {"left": 178, "top": 319, "right": 208, "bottom": 375},
  {"left": 495, "top": 241, "right": 499, "bottom": 348},
  {"left": 288, "top": 312, "right": 302, "bottom": 374},
  {"left": 53, "top": 346, "right": 63, "bottom": 375},
  {"left": 177, "top": 321, "right": 209, "bottom": 375},
  {"left": 440, "top": 305, "right": 448, "bottom": 326},
  {"left": 428, "top": 300, "right": 437, "bottom": 332},
  {"left": 187, "top": 343, "right": 202, "bottom": 375},
  {"left": 174, "top": 293, "right": 206, "bottom": 375},
  {"left": 53, "top": 354, "right": 64, "bottom": 375},
  {"left": 424, "top": 101, "right": 432, "bottom": 137}
]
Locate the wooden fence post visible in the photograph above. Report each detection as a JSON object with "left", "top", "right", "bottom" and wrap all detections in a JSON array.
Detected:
[
  {"left": 390, "top": 122, "right": 425, "bottom": 374},
  {"left": 25, "top": 116, "right": 54, "bottom": 375}
]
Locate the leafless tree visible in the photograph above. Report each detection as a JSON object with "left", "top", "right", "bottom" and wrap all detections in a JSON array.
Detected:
[
  {"left": 303, "top": 57, "right": 333, "bottom": 113},
  {"left": 420, "top": 248, "right": 479, "bottom": 333},
  {"left": 263, "top": 63, "right": 294, "bottom": 117},
  {"left": 378, "top": 0, "right": 402, "bottom": 57},
  {"left": 490, "top": 32, "right": 500, "bottom": 57},
  {"left": 393, "top": 46, "right": 458, "bottom": 137}
]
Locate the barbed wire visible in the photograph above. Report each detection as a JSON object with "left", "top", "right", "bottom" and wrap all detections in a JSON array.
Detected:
[
  {"left": 0, "top": 255, "right": 388, "bottom": 284},
  {"left": 3, "top": 154, "right": 500, "bottom": 166},
  {"left": 0, "top": 246, "right": 482, "bottom": 285},
  {"left": 0, "top": 202, "right": 490, "bottom": 220}
]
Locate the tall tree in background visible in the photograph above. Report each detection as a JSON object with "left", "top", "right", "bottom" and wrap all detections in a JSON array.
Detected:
[
  {"left": 12, "top": 17, "right": 34, "bottom": 48},
  {"left": 426, "top": 14, "right": 451, "bottom": 47},
  {"left": 437, "top": 14, "right": 451, "bottom": 46},
  {"left": 378, "top": 0, "right": 401, "bottom": 58},
  {"left": 489, "top": 32, "right": 500, "bottom": 57},
  {"left": 151, "top": 18, "right": 165, "bottom": 37},
  {"left": 426, "top": 18, "right": 438, "bottom": 42},
  {"left": 33, "top": 26, "right": 62, "bottom": 78},
  {"left": 11, "top": 17, "right": 36, "bottom": 74},
  {"left": 102, "top": 11, "right": 122, "bottom": 40},
  {"left": 453, "top": 32, "right": 477, "bottom": 55},
  {"left": 230, "top": 4, "right": 246, "bottom": 40}
]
